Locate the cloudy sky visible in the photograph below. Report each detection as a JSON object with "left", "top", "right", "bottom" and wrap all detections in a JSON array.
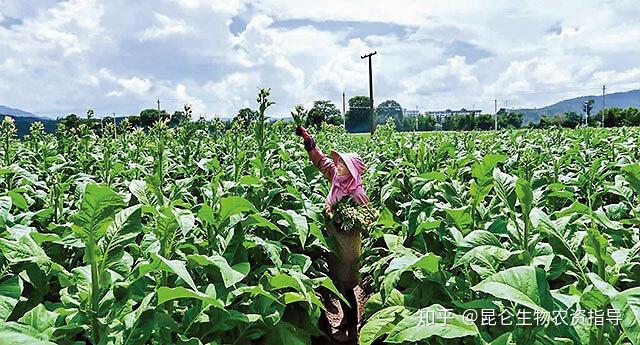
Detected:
[{"left": 1, "top": 0, "right": 639, "bottom": 118}]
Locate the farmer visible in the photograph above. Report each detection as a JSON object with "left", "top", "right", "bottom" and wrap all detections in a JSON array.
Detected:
[{"left": 296, "top": 124, "right": 369, "bottom": 342}]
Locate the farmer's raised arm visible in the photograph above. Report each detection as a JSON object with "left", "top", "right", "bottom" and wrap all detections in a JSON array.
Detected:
[{"left": 296, "top": 125, "right": 335, "bottom": 181}]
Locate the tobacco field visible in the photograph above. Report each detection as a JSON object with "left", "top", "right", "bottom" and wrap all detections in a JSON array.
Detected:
[{"left": 1, "top": 110, "right": 640, "bottom": 344}]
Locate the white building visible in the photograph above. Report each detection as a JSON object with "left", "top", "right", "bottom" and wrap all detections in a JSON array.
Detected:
[
  {"left": 402, "top": 108, "right": 420, "bottom": 117},
  {"left": 427, "top": 108, "right": 482, "bottom": 122}
]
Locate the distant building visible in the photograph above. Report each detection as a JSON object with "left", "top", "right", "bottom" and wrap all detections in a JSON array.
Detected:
[
  {"left": 426, "top": 108, "right": 482, "bottom": 123},
  {"left": 402, "top": 108, "right": 420, "bottom": 117}
]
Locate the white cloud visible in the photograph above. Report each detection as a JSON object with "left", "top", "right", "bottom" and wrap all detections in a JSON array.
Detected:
[
  {"left": 403, "top": 56, "right": 478, "bottom": 96},
  {"left": 100, "top": 68, "right": 151, "bottom": 97},
  {"left": 173, "top": 83, "right": 206, "bottom": 113},
  {"left": 139, "top": 13, "right": 193, "bottom": 41},
  {"left": 0, "top": 0, "right": 639, "bottom": 117}
]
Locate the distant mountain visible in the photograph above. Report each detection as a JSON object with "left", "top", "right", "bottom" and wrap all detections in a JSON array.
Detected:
[
  {"left": 0, "top": 105, "right": 42, "bottom": 118},
  {"left": 0, "top": 106, "right": 58, "bottom": 137},
  {"left": 516, "top": 89, "right": 640, "bottom": 124}
]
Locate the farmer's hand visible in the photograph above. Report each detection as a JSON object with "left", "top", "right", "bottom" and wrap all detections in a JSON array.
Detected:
[
  {"left": 295, "top": 125, "right": 310, "bottom": 140},
  {"left": 325, "top": 205, "right": 334, "bottom": 218},
  {"left": 296, "top": 125, "right": 315, "bottom": 151}
]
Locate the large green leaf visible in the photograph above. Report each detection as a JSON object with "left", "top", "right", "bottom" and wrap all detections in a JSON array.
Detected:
[
  {"left": 385, "top": 304, "right": 479, "bottom": 343},
  {"left": 610, "top": 287, "right": 640, "bottom": 344},
  {"left": 515, "top": 178, "right": 533, "bottom": 218},
  {"left": 98, "top": 205, "right": 142, "bottom": 273},
  {"left": 454, "top": 245, "right": 513, "bottom": 269},
  {"left": 471, "top": 266, "right": 554, "bottom": 314},
  {"left": 17, "top": 304, "right": 60, "bottom": 338},
  {"left": 263, "top": 321, "right": 309, "bottom": 345},
  {"left": 359, "top": 306, "right": 408, "bottom": 345},
  {"left": 0, "top": 196, "right": 10, "bottom": 228},
  {"left": 218, "top": 196, "right": 257, "bottom": 222},
  {"left": 0, "top": 234, "right": 50, "bottom": 268},
  {"left": 493, "top": 168, "right": 516, "bottom": 212},
  {"left": 157, "top": 286, "right": 224, "bottom": 309},
  {"left": 0, "top": 331, "right": 56, "bottom": 345},
  {"left": 187, "top": 254, "right": 249, "bottom": 288},
  {"left": 443, "top": 206, "right": 473, "bottom": 233},
  {"left": 621, "top": 164, "right": 640, "bottom": 195},
  {"left": 72, "top": 183, "right": 125, "bottom": 241},
  {"left": 0, "top": 276, "right": 22, "bottom": 321},
  {"left": 382, "top": 252, "right": 440, "bottom": 299},
  {"left": 273, "top": 208, "right": 309, "bottom": 247},
  {"left": 152, "top": 253, "right": 197, "bottom": 290}
]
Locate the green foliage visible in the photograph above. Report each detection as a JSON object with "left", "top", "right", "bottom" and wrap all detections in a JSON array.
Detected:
[
  {"left": 306, "top": 100, "right": 342, "bottom": 129},
  {"left": 346, "top": 95, "right": 371, "bottom": 133},
  {"left": 2, "top": 118, "right": 640, "bottom": 344},
  {"left": 234, "top": 107, "right": 258, "bottom": 130},
  {"left": 376, "top": 100, "right": 403, "bottom": 125},
  {"left": 331, "top": 198, "right": 379, "bottom": 233}
]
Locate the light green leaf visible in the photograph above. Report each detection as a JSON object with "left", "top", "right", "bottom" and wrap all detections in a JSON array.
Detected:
[
  {"left": 0, "top": 276, "right": 22, "bottom": 321},
  {"left": 98, "top": 205, "right": 141, "bottom": 272},
  {"left": 152, "top": 254, "right": 196, "bottom": 290},
  {"left": 0, "top": 235, "right": 50, "bottom": 267},
  {"left": 157, "top": 286, "right": 223, "bottom": 309},
  {"left": 0, "top": 196, "right": 11, "bottom": 228},
  {"left": 360, "top": 306, "right": 408, "bottom": 345},
  {"left": 17, "top": 304, "right": 59, "bottom": 337},
  {"left": 219, "top": 196, "right": 257, "bottom": 222},
  {"left": 515, "top": 178, "right": 533, "bottom": 217},
  {"left": 187, "top": 254, "right": 248, "bottom": 288},
  {"left": 610, "top": 287, "right": 640, "bottom": 345},
  {"left": 493, "top": 168, "right": 516, "bottom": 212},
  {"left": 72, "top": 183, "right": 125, "bottom": 241},
  {"left": 471, "top": 266, "right": 554, "bottom": 314},
  {"left": 587, "top": 272, "right": 618, "bottom": 299},
  {"left": 273, "top": 208, "right": 309, "bottom": 247},
  {"left": 0, "top": 331, "right": 56, "bottom": 345},
  {"left": 385, "top": 304, "right": 479, "bottom": 343}
]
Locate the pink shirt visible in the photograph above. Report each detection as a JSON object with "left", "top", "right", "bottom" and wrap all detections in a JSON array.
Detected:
[{"left": 308, "top": 146, "right": 369, "bottom": 211}]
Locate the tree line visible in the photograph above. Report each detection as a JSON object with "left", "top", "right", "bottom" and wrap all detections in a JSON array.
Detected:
[{"left": 51, "top": 96, "right": 640, "bottom": 135}]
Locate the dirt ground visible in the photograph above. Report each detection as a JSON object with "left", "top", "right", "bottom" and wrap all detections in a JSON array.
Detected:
[{"left": 313, "top": 285, "right": 369, "bottom": 345}]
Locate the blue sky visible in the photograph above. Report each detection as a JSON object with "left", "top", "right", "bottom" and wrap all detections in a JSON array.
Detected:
[{"left": 1, "top": 0, "right": 639, "bottom": 118}]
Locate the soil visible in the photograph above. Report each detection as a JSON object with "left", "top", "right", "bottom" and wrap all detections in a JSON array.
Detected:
[{"left": 312, "top": 285, "right": 369, "bottom": 345}]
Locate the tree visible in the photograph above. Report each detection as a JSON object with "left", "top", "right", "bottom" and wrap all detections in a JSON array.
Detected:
[
  {"left": 345, "top": 96, "right": 371, "bottom": 133},
  {"left": 306, "top": 100, "right": 342, "bottom": 129},
  {"left": 498, "top": 111, "right": 523, "bottom": 129},
  {"left": 61, "top": 113, "right": 81, "bottom": 130},
  {"left": 563, "top": 112, "right": 581, "bottom": 128},
  {"left": 442, "top": 114, "right": 462, "bottom": 131},
  {"left": 234, "top": 107, "right": 258, "bottom": 129},
  {"left": 417, "top": 113, "right": 436, "bottom": 131},
  {"left": 170, "top": 103, "right": 193, "bottom": 127},
  {"left": 624, "top": 107, "right": 640, "bottom": 126},
  {"left": 127, "top": 116, "right": 141, "bottom": 128},
  {"left": 376, "top": 100, "right": 403, "bottom": 125},
  {"left": 601, "top": 108, "right": 624, "bottom": 127},
  {"left": 475, "top": 114, "right": 494, "bottom": 130},
  {"left": 461, "top": 113, "right": 476, "bottom": 131},
  {"left": 139, "top": 109, "right": 168, "bottom": 128}
]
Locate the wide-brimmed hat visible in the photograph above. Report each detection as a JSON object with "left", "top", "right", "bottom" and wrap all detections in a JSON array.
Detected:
[{"left": 330, "top": 150, "right": 365, "bottom": 178}]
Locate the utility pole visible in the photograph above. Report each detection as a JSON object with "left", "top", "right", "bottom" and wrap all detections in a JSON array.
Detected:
[
  {"left": 494, "top": 99, "right": 498, "bottom": 130},
  {"left": 602, "top": 85, "right": 606, "bottom": 127},
  {"left": 157, "top": 99, "right": 161, "bottom": 112},
  {"left": 361, "top": 51, "right": 377, "bottom": 135},
  {"left": 342, "top": 92, "right": 346, "bottom": 116}
]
